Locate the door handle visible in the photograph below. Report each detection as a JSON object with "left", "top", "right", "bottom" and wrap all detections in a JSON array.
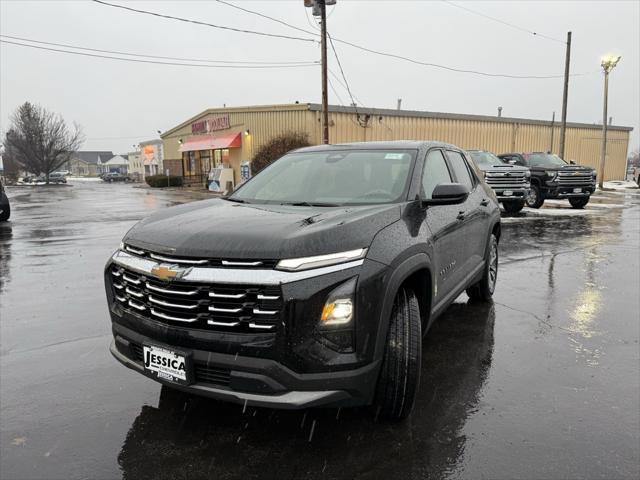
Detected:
[
  {"left": 480, "top": 199, "right": 489, "bottom": 207},
  {"left": 456, "top": 211, "right": 466, "bottom": 221}
]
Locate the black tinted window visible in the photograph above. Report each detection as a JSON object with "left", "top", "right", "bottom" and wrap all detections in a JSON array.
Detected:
[
  {"left": 447, "top": 151, "right": 474, "bottom": 189},
  {"left": 422, "top": 150, "right": 452, "bottom": 199}
]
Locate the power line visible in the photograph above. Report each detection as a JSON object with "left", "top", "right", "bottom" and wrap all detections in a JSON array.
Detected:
[
  {"left": 0, "top": 34, "right": 316, "bottom": 65},
  {"left": 0, "top": 39, "right": 320, "bottom": 69},
  {"left": 91, "top": 0, "right": 317, "bottom": 43},
  {"left": 211, "top": 0, "right": 587, "bottom": 80},
  {"left": 441, "top": 1, "right": 566, "bottom": 45}
]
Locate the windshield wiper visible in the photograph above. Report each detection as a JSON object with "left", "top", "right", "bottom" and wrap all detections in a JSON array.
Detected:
[
  {"left": 283, "top": 201, "right": 342, "bottom": 207},
  {"left": 225, "top": 197, "right": 248, "bottom": 204}
]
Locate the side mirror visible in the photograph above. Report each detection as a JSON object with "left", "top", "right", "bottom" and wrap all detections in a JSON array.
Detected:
[
  {"left": 424, "top": 183, "right": 470, "bottom": 206},
  {"left": 569, "top": 160, "right": 576, "bottom": 165}
]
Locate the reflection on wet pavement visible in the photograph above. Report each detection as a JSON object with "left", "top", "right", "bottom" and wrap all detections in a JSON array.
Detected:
[{"left": 1, "top": 182, "right": 638, "bottom": 480}]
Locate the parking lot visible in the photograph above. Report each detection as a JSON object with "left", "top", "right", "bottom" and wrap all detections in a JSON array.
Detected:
[{"left": 1, "top": 181, "right": 639, "bottom": 480}]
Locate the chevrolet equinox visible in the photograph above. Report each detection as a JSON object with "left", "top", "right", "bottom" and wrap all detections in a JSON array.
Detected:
[{"left": 105, "top": 141, "right": 501, "bottom": 420}]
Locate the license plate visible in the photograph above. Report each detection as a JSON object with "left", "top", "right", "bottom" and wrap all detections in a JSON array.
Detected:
[
  {"left": 573, "top": 188, "right": 582, "bottom": 193},
  {"left": 143, "top": 345, "right": 191, "bottom": 385},
  {"left": 503, "top": 190, "right": 513, "bottom": 196}
]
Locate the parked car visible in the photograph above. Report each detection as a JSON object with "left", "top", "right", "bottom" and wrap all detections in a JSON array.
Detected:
[
  {"left": 38, "top": 172, "right": 67, "bottom": 184},
  {"left": 468, "top": 150, "right": 530, "bottom": 213},
  {"left": 498, "top": 152, "right": 596, "bottom": 209},
  {"left": 0, "top": 178, "right": 10, "bottom": 221},
  {"left": 102, "top": 172, "right": 131, "bottom": 182},
  {"left": 633, "top": 166, "right": 640, "bottom": 186},
  {"left": 105, "top": 141, "right": 501, "bottom": 420}
]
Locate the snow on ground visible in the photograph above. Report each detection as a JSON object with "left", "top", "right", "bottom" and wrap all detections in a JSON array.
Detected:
[
  {"left": 66, "top": 176, "right": 102, "bottom": 182},
  {"left": 601, "top": 180, "right": 639, "bottom": 190}
]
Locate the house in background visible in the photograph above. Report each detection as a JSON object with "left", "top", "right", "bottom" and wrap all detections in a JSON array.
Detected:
[
  {"left": 98, "top": 155, "right": 129, "bottom": 175},
  {"left": 66, "top": 151, "right": 113, "bottom": 176},
  {"left": 139, "top": 139, "right": 163, "bottom": 177},
  {"left": 127, "top": 150, "right": 144, "bottom": 181}
]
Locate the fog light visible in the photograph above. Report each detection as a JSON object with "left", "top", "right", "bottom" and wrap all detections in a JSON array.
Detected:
[
  {"left": 319, "top": 277, "right": 356, "bottom": 328},
  {"left": 321, "top": 299, "right": 353, "bottom": 326}
]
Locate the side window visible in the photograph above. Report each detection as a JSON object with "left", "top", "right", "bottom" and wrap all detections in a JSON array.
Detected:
[
  {"left": 422, "top": 150, "right": 452, "bottom": 199},
  {"left": 446, "top": 151, "right": 474, "bottom": 190}
]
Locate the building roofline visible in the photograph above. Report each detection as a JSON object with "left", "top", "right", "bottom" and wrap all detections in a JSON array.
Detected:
[
  {"left": 308, "top": 103, "right": 634, "bottom": 132},
  {"left": 161, "top": 103, "right": 633, "bottom": 138}
]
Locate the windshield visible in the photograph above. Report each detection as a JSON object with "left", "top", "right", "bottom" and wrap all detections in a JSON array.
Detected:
[
  {"left": 469, "top": 151, "right": 504, "bottom": 167},
  {"left": 230, "top": 149, "right": 416, "bottom": 206},
  {"left": 527, "top": 153, "right": 567, "bottom": 167}
]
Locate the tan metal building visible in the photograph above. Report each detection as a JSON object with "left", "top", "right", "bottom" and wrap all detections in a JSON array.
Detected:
[{"left": 161, "top": 103, "right": 632, "bottom": 186}]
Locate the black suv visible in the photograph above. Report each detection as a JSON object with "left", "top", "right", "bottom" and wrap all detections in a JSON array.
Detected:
[
  {"left": 468, "top": 150, "right": 530, "bottom": 213},
  {"left": 105, "top": 141, "right": 501, "bottom": 420},
  {"left": 498, "top": 152, "right": 596, "bottom": 209}
]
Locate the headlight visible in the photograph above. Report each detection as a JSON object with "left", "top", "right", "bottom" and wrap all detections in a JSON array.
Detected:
[
  {"left": 119, "top": 241, "right": 125, "bottom": 251},
  {"left": 276, "top": 248, "right": 367, "bottom": 271},
  {"left": 545, "top": 171, "right": 557, "bottom": 179},
  {"left": 319, "top": 277, "right": 356, "bottom": 328},
  {"left": 525, "top": 170, "right": 531, "bottom": 178}
]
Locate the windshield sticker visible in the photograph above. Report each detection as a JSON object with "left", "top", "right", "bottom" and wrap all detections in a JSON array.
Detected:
[{"left": 384, "top": 153, "right": 405, "bottom": 159}]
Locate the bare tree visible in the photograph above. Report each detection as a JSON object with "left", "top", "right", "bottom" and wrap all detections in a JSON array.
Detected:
[{"left": 4, "top": 102, "right": 84, "bottom": 183}]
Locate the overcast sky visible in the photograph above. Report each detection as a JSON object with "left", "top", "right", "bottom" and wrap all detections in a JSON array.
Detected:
[{"left": 1, "top": 0, "right": 638, "bottom": 155}]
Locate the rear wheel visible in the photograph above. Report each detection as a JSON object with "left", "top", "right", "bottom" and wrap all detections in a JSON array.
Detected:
[
  {"left": 503, "top": 200, "right": 525, "bottom": 213},
  {"left": 374, "top": 286, "right": 421, "bottom": 421},
  {"left": 525, "top": 185, "right": 544, "bottom": 209},
  {"left": 569, "top": 196, "right": 590, "bottom": 209},
  {"left": 466, "top": 234, "right": 498, "bottom": 301}
]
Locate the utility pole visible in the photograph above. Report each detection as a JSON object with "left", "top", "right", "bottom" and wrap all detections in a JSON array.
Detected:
[
  {"left": 319, "top": 0, "right": 329, "bottom": 144},
  {"left": 558, "top": 31, "right": 571, "bottom": 160},
  {"left": 549, "top": 111, "right": 555, "bottom": 153},
  {"left": 599, "top": 55, "right": 621, "bottom": 189},
  {"left": 305, "top": 0, "right": 333, "bottom": 144}
]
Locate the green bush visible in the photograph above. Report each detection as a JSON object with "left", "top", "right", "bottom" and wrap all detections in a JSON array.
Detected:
[
  {"left": 145, "top": 175, "right": 183, "bottom": 188},
  {"left": 251, "top": 131, "right": 311, "bottom": 174}
]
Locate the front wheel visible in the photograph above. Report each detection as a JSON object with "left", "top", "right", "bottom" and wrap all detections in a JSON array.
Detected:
[
  {"left": 525, "top": 185, "right": 544, "bottom": 209},
  {"left": 503, "top": 200, "right": 525, "bottom": 213},
  {"left": 0, "top": 201, "right": 10, "bottom": 221},
  {"left": 466, "top": 234, "right": 498, "bottom": 302},
  {"left": 374, "top": 286, "right": 422, "bottom": 421},
  {"left": 569, "top": 196, "right": 590, "bottom": 209}
]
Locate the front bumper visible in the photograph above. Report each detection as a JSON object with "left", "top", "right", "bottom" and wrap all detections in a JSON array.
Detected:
[
  {"left": 546, "top": 184, "right": 596, "bottom": 199},
  {"left": 490, "top": 186, "right": 529, "bottom": 201},
  {"left": 110, "top": 323, "right": 380, "bottom": 409}
]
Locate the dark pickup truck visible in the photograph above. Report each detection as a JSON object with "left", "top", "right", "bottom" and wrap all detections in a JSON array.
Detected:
[
  {"left": 498, "top": 152, "right": 596, "bottom": 209},
  {"left": 105, "top": 141, "right": 501, "bottom": 420},
  {"left": 468, "top": 150, "right": 530, "bottom": 213},
  {"left": 0, "top": 179, "right": 10, "bottom": 221}
]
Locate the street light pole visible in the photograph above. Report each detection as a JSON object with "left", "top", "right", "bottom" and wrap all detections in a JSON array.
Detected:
[{"left": 598, "top": 55, "right": 621, "bottom": 189}]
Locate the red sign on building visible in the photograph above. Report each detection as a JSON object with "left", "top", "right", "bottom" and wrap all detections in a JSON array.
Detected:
[{"left": 192, "top": 115, "right": 231, "bottom": 134}]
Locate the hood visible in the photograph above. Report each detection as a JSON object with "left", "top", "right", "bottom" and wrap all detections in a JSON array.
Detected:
[
  {"left": 531, "top": 164, "right": 595, "bottom": 172},
  {"left": 478, "top": 163, "right": 529, "bottom": 173},
  {"left": 124, "top": 198, "right": 401, "bottom": 260}
]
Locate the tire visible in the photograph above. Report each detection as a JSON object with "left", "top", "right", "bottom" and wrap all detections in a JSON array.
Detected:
[
  {"left": 466, "top": 234, "right": 498, "bottom": 302},
  {"left": 503, "top": 200, "right": 525, "bottom": 213},
  {"left": 525, "top": 185, "right": 544, "bottom": 209},
  {"left": 569, "top": 196, "right": 590, "bottom": 209},
  {"left": 0, "top": 201, "right": 9, "bottom": 222},
  {"left": 374, "top": 286, "right": 422, "bottom": 421}
]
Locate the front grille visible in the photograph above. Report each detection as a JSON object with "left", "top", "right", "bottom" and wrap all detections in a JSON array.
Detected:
[
  {"left": 129, "top": 342, "right": 231, "bottom": 386},
  {"left": 558, "top": 171, "right": 594, "bottom": 187},
  {"left": 111, "top": 265, "right": 282, "bottom": 332},
  {"left": 485, "top": 171, "right": 528, "bottom": 186},
  {"left": 123, "top": 245, "right": 278, "bottom": 269}
]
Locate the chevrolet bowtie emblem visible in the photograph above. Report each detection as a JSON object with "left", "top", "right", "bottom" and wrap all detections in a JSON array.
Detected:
[{"left": 151, "top": 264, "right": 188, "bottom": 281}]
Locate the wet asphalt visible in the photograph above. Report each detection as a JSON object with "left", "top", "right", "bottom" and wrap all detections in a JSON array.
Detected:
[{"left": 0, "top": 181, "right": 639, "bottom": 480}]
